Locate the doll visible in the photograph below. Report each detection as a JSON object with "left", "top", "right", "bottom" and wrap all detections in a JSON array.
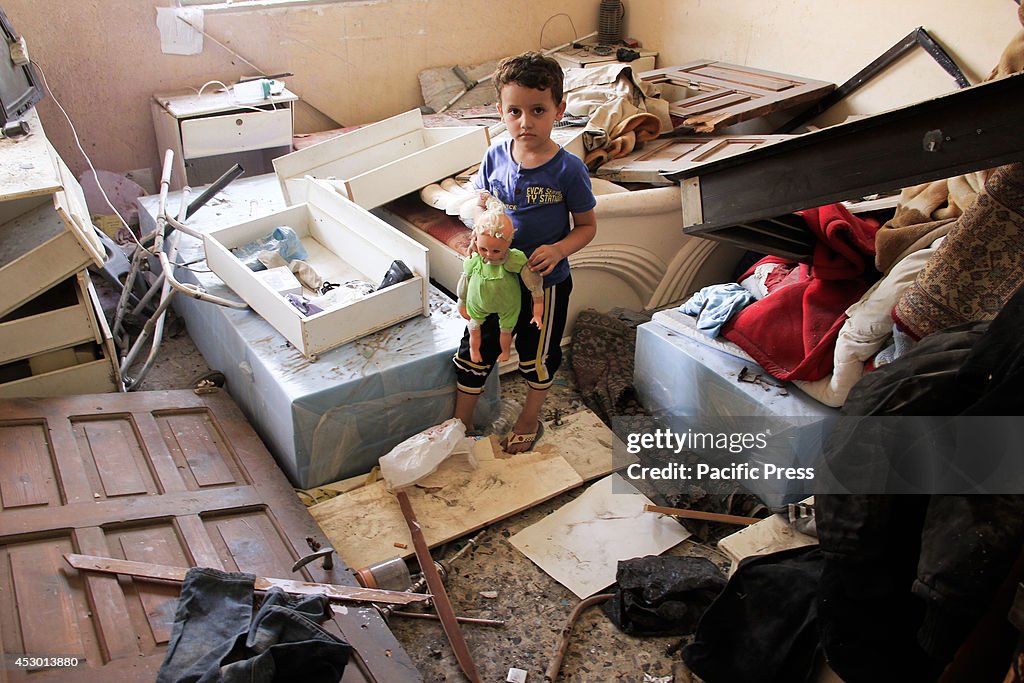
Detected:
[{"left": 457, "top": 204, "right": 544, "bottom": 363}]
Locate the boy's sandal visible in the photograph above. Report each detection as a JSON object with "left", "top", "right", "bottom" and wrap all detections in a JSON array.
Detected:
[{"left": 500, "top": 421, "right": 545, "bottom": 453}]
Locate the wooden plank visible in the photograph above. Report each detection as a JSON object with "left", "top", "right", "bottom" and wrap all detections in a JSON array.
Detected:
[
  {"left": 396, "top": 489, "right": 481, "bottom": 683},
  {"left": 310, "top": 437, "right": 584, "bottom": 570},
  {"left": 0, "top": 487, "right": 264, "bottom": 537},
  {"left": 132, "top": 412, "right": 188, "bottom": 494},
  {"left": 64, "top": 554, "right": 430, "bottom": 606},
  {"left": 644, "top": 504, "right": 761, "bottom": 526},
  {"left": 74, "top": 526, "right": 140, "bottom": 660},
  {"left": 667, "top": 71, "right": 1024, "bottom": 233},
  {"left": 0, "top": 109, "right": 61, "bottom": 202},
  {"left": 691, "top": 63, "right": 799, "bottom": 91},
  {"left": 717, "top": 512, "right": 817, "bottom": 575},
  {"left": 118, "top": 530, "right": 188, "bottom": 645}
]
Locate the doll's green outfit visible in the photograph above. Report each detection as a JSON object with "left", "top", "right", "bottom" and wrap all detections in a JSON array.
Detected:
[{"left": 458, "top": 249, "right": 542, "bottom": 330}]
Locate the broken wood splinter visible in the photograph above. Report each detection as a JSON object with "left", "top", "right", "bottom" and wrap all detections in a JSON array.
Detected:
[
  {"left": 64, "top": 553, "right": 430, "bottom": 606},
  {"left": 643, "top": 504, "right": 762, "bottom": 526}
]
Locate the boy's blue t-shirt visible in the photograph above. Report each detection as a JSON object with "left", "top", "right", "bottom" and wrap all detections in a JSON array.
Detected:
[{"left": 473, "top": 140, "right": 596, "bottom": 287}]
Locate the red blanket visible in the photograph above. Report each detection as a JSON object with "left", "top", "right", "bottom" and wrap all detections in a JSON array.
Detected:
[{"left": 721, "top": 205, "right": 880, "bottom": 381}]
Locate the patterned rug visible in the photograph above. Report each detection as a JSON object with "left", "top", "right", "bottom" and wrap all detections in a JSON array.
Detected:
[
  {"left": 568, "top": 308, "right": 650, "bottom": 425},
  {"left": 893, "top": 163, "right": 1024, "bottom": 340}
]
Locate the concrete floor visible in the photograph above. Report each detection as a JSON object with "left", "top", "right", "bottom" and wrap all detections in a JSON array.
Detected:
[{"left": 129, "top": 299, "right": 722, "bottom": 682}]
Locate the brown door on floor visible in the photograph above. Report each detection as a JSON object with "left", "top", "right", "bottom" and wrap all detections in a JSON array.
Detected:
[
  {"left": 0, "top": 389, "right": 419, "bottom": 682},
  {"left": 640, "top": 61, "right": 834, "bottom": 133}
]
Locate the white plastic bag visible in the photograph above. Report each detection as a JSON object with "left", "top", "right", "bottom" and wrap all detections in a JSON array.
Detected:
[{"left": 379, "top": 418, "right": 472, "bottom": 490}]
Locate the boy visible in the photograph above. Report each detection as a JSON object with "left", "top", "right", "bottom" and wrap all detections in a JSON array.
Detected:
[{"left": 453, "top": 51, "right": 597, "bottom": 454}]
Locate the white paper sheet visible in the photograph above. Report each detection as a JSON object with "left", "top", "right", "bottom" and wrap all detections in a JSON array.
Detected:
[
  {"left": 509, "top": 473, "right": 691, "bottom": 599},
  {"left": 156, "top": 7, "right": 204, "bottom": 56}
]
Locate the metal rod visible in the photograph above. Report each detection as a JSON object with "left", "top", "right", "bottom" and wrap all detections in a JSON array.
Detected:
[
  {"left": 185, "top": 163, "right": 245, "bottom": 219},
  {"left": 388, "top": 611, "right": 505, "bottom": 627}
]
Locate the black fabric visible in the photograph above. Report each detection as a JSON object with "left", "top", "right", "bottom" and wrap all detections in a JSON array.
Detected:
[
  {"left": 602, "top": 555, "right": 727, "bottom": 636},
  {"left": 814, "top": 283, "right": 1024, "bottom": 682},
  {"left": 682, "top": 546, "right": 823, "bottom": 683},
  {"left": 157, "top": 567, "right": 351, "bottom": 683}
]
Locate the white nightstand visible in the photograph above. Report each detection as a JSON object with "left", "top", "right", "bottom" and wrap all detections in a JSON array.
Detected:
[
  {"left": 151, "top": 86, "right": 298, "bottom": 190},
  {"left": 551, "top": 40, "right": 657, "bottom": 73}
]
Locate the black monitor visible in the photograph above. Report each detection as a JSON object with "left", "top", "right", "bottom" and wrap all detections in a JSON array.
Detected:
[{"left": 0, "top": 7, "right": 43, "bottom": 127}]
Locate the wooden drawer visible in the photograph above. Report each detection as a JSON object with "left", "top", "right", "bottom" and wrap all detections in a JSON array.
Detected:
[
  {"left": 0, "top": 271, "right": 101, "bottom": 365},
  {"left": 204, "top": 179, "right": 429, "bottom": 360},
  {"left": 0, "top": 198, "right": 101, "bottom": 318},
  {"left": 0, "top": 136, "right": 105, "bottom": 318},
  {"left": 181, "top": 107, "right": 293, "bottom": 158},
  {"left": 0, "top": 271, "right": 119, "bottom": 397},
  {"left": 273, "top": 109, "right": 489, "bottom": 209},
  {"left": 0, "top": 342, "right": 118, "bottom": 398}
]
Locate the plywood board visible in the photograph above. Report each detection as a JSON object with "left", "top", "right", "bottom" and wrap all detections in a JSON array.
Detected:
[
  {"left": 717, "top": 512, "right": 818, "bottom": 576},
  {"left": 535, "top": 408, "right": 633, "bottom": 481},
  {"left": 310, "top": 436, "right": 584, "bottom": 570},
  {"left": 0, "top": 109, "right": 61, "bottom": 203},
  {"left": 508, "top": 474, "right": 692, "bottom": 599}
]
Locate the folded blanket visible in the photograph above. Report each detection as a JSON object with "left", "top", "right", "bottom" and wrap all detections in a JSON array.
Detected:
[
  {"left": 874, "top": 173, "right": 986, "bottom": 272},
  {"left": 721, "top": 204, "right": 880, "bottom": 382},
  {"left": 892, "top": 163, "right": 1024, "bottom": 340},
  {"left": 583, "top": 112, "right": 663, "bottom": 171},
  {"left": 564, "top": 64, "right": 670, "bottom": 171}
]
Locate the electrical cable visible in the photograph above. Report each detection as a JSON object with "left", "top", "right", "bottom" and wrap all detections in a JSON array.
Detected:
[
  {"left": 32, "top": 61, "right": 230, "bottom": 275},
  {"left": 172, "top": 13, "right": 337, "bottom": 124},
  {"left": 32, "top": 59, "right": 158, "bottom": 253},
  {"left": 539, "top": 13, "right": 579, "bottom": 51}
]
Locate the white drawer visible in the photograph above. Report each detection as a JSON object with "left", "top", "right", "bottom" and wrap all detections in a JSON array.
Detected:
[{"left": 181, "top": 108, "right": 292, "bottom": 159}]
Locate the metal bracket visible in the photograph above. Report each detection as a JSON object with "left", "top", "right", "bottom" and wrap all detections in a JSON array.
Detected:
[
  {"left": 777, "top": 26, "right": 970, "bottom": 134},
  {"left": 292, "top": 546, "right": 334, "bottom": 572}
]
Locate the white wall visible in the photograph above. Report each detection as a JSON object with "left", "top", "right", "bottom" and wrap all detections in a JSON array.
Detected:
[{"left": 5, "top": 0, "right": 1019, "bottom": 179}]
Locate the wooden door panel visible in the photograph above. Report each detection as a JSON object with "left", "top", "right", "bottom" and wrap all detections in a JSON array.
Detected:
[
  {"left": 0, "top": 390, "right": 419, "bottom": 682},
  {"left": 594, "top": 135, "right": 793, "bottom": 184},
  {"left": 640, "top": 61, "right": 834, "bottom": 133},
  {"left": 0, "top": 422, "right": 58, "bottom": 509}
]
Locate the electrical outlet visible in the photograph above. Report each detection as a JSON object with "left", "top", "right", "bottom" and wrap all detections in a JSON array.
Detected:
[{"left": 124, "top": 168, "right": 156, "bottom": 195}]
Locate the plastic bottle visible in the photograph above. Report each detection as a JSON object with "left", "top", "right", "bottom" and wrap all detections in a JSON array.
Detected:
[
  {"left": 487, "top": 397, "right": 522, "bottom": 437},
  {"left": 230, "top": 226, "right": 308, "bottom": 271}
]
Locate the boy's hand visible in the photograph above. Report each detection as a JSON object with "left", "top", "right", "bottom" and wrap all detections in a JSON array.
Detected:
[{"left": 528, "top": 244, "right": 565, "bottom": 277}]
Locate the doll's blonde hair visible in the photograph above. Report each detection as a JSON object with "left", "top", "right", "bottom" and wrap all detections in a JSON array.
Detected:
[{"left": 474, "top": 206, "right": 514, "bottom": 242}]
